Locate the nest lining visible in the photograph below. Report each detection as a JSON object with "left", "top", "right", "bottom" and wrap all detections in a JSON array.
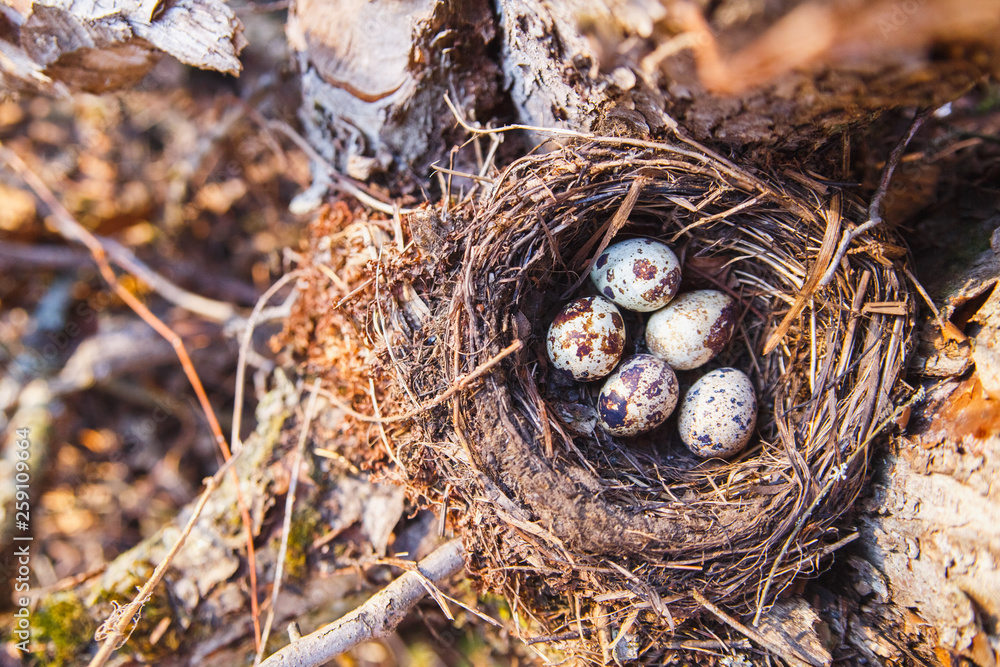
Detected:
[{"left": 376, "top": 137, "right": 912, "bottom": 658}]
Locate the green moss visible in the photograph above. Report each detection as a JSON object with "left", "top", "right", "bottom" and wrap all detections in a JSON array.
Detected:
[
  {"left": 976, "top": 84, "right": 1000, "bottom": 114},
  {"left": 33, "top": 592, "right": 92, "bottom": 667},
  {"left": 928, "top": 225, "right": 995, "bottom": 301},
  {"left": 282, "top": 506, "right": 322, "bottom": 581},
  {"left": 87, "top": 563, "right": 182, "bottom": 662}
]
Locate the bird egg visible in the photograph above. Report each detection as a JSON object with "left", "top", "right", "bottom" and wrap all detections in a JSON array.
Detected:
[
  {"left": 590, "top": 238, "right": 681, "bottom": 312},
  {"left": 597, "top": 354, "right": 679, "bottom": 436},
  {"left": 645, "top": 290, "right": 737, "bottom": 370},
  {"left": 678, "top": 368, "right": 757, "bottom": 457},
  {"left": 546, "top": 296, "right": 626, "bottom": 381}
]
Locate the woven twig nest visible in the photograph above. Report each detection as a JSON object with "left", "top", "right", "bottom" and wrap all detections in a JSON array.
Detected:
[{"left": 378, "top": 136, "right": 912, "bottom": 660}]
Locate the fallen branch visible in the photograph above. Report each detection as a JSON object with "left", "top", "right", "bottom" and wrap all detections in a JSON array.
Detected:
[
  {"left": 0, "top": 240, "right": 91, "bottom": 271},
  {"left": 259, "top": 538, "right": 466, "bottom": 667}
]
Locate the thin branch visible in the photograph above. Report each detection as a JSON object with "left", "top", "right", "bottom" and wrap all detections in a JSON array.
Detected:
[
  {"left": 0, "top": 147, "right": 241, "bottom": 324},
  {"left": 230, "top": 270, "right": 305, "bottom": 452},
  {"left": 0, "top": 240, "right": 91, "bottom": 270},
  {"left": 259, "top": 538, "right": 466, "bottom": 667},
  {"left": 254, "top": 384, "right": 321, "bottom": 667},
  {"left": 101, "top": 237, "right": 240, "bottom": 324},
  {"left": 903, "top": 265, "right": 967, "bottom": 342},
  {"left": 406, "top": 339, "right": 523, "bottom": 415},
  {"left": 443, "top": 93, "right": 591, "bottom": 140},
  {"left": 817, "top": 109, "right": 930, "bottom": 288}
]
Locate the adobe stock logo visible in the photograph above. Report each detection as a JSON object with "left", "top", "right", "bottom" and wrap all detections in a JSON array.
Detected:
[{"left": 877, "top": 0, "right": 927, "bottom": 38}]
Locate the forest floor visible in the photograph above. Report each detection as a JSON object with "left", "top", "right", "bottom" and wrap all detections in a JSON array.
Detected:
[
  {"left": 0, "top": 10, "right": 533, "bottom": 667},
  {"left": 1, "top": 5, "right": 1000, "bottom": 667}
]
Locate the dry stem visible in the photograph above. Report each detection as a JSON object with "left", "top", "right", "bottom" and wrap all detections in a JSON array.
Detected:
[
  {"left": 253, "top": 384, "right": 321, "bottom": 667},
  {"left": 817, "top": 108, "right": 930, "bottom": 289},
  {"left": 259, "top": 539, "right": 466, "bottom": 667}
]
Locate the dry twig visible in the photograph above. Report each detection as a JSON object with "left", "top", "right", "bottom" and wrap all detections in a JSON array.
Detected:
[
  {"left": 816, "top": 109, "right": 930, "bottom": 289},
  {"left": 259, "top": 538, "right": 466, "bottom": 667},
  {"left": 253, "top": 384, "right": 321, "bottom": 667},
  {"left": 230, "top": 270, "right": 305, "bottom": 451}
]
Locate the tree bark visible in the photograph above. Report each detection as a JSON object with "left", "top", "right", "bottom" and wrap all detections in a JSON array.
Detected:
[
  {"left": 291, "top": 0, "right": 999, "bottom": 176},
  {"left": 1, "top": 0, "right": 246, "bottom": 92}
]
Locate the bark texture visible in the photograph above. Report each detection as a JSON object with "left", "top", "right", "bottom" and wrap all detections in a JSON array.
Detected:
[
  {"left": 287, "top": 0, "right": 501, "bottom": 180},
  {"left": 497, "top": 0, "right": 1000, "bottom": 150},
  {"left": 0, "top": 0, "right": 246, "bottom": 93},
  {"left": 858, "top": 434, "right": 1000, "bottom": 658},
  {"left": 294, "top": 0, "right": 1000, "bottom": 177}
]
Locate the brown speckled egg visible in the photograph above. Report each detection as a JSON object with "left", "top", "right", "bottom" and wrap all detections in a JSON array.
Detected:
[
  {"left": 590, "top": 238, "right": 682, "bottom": 312},
  {"left": 547, "top": 296, "right": 626, "bottom": 381},
  {"left": 678, "top": 368, "right": 757, "bottom": 458},
  {"left": 645, "top": 290, "right": 737, "bottom": 370},
  {"left": 597, "top": 354, "right": 679, "bottom": 436}
]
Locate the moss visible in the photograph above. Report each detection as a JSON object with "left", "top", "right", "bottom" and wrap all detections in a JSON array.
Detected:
[
  {"left": 976, "top": 83, "right": 1000, "bottom": 113},
  {"left": 282, "top": 506, "right": 322, "bottom": 581},
  {"left": 33, "top": 592, "right": 93, "bottom": 667},
  {"left": 88, "top": 563, "right": 182, "bottom": 662},
  {"left": 129, "top": 594, "right": 183, "bottom": 659},
  {"left": 927, "top": 225, "right": 995, "bottom": 302}
]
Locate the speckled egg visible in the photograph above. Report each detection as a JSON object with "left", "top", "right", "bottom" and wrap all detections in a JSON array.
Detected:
[
  {"left": 597, "top": 354, "right": 679, "bottom": 436},
  {"left": 590, "top": 238, "right": 682, "bottom": 312},
  {"left": 547, "top": 296, "right": 626, "bottom": 381},
  {"left": 678, "top": 368, "right": 757, "bottom": 458},
  {"left": 645, "top": 290, "right": 738, "bottom": 370}
]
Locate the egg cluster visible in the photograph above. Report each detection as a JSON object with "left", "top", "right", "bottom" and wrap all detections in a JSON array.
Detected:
[{"left": 546, "top": 237, "right": 757, "bottom": 458}]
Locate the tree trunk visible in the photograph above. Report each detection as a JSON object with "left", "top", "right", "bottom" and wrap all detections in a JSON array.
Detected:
[{"left": 291, "top": 0, "right": 999, "bottom": 177}]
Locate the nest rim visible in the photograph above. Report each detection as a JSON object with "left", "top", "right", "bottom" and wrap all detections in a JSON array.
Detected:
[{"left": 384, "top": 135, "right": 913, "bottom": 659}]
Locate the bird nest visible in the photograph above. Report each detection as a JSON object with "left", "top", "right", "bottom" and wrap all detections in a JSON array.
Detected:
[{"left": 372, "top": 136, "right": 912, "bottom": 661}]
